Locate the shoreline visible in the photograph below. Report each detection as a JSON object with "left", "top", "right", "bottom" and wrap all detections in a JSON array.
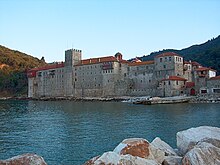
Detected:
[{"left": 0, "top": 95, "right": 220, "bottom": 103}]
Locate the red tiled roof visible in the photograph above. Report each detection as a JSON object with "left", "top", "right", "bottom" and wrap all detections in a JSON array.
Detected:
[
  {"left": 161, "top": 76, "right": 187, "bottom": 81},
  {"left": 27, "top": 62, "right": 64, "bottom": 78},
  {"left": 128, "top": 61, "right": 154, "bottom": 66},
  {"left": 195, "top": 67, "right": 216, "bottom": 72},
  {"left": 184, "top": 61, "right": 191, "bottom": 64},
  {"left": 121, "top": 60, "right": 129, "bottom": 64},
  {"left": 78, "top": 56, "right": 119, "bottom": 65},
  {"left": 209, "top": 75, "right": 220, "bottom": 80},
  {"left": 191, "top": 61, "right": 201, "bottom": 66},
  {"left": 29, "top": 62, "right": 64, "bottom": 72},
  {"left": 131, "top": 57, "right": 142, "bottom": 63},
  {"left": 186, "top": 82, "right": 195, "bottom": 88},
  {"left": 155, "top": 52, "right": 182, "bottom": 58}
]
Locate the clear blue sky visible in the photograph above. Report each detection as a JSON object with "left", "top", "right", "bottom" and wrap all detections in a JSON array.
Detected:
[{"left": 0, "top": 0, "right": 220, "bottom": 62}]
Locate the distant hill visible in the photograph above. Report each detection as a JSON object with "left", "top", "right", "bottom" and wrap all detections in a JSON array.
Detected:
[
  {"left": 138, "top": 35, "right": 220, "bottom": 74},
  {"left": 0, "top": 45, "right": 46, "bottom": 97}
]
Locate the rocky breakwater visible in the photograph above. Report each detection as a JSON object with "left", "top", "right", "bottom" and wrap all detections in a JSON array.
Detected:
[
  {"left": 84, "top": 126, "right": 220, "bottom": 165},
  {"left": 177, "top": 126, "right": 220, "bottom": 165},
  {"left": 0, "top": 153, "right": 47, "bottom": 165}
]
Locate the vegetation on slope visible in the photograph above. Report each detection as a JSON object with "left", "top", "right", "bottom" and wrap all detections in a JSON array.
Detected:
[
  {"left": 139, "top": 35, "right": 220, "bottom": 74},
  {"left": 0, "top": 45, "right": 46, "bottom": 97}
]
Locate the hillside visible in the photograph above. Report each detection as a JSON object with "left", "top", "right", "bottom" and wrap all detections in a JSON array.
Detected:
[
  {"left": 139, "top": 35, "right": 220, "bottom": 74},
  {"left": 0, "top": 45, "right": 46, "bottom": 97}
]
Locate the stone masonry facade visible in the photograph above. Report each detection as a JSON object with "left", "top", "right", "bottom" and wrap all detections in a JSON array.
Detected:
[{"left": 27, "top": 49, "right": 220, "bottom": 98}]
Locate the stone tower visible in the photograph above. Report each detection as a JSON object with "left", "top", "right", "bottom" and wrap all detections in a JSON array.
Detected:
[
  {"left": 64, "top": 49, "right": 82, "bottom": 96},
  {"left": 65, "top": 49, "right": 82, "bottom": 67}
]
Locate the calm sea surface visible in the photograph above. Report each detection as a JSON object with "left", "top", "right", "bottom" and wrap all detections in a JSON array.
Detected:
[{"left": 0, "top": 100, "right": 219, "bottom": 164}]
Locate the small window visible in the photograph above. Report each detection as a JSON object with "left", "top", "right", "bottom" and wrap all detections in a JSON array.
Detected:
[
  {"left": 213, "top": 89, "right": 220, "bottom": 93},
  {"left": 201, "top": 89, "right": 207, "bottom": 94},
  {"left": 169, "top": 57, "right": 171, "bottom": 61},
  {"left": 176, "top": 81, "right": 178, "bottom": 85},
  {"left": 160, "top": 58, "right": 162, "bottom": 62},
  {"left": 164, "top": 65, "right": 166, "bottom": 69}
]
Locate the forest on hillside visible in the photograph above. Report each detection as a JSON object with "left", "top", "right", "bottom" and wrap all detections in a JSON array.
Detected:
[{"left": 0, "top": 45, "right": 46, "bottom": 96}]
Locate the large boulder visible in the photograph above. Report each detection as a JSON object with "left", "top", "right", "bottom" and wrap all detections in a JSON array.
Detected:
[
  {"left": 119, "top": 154, "right": 158, "bottom": 165},
  {"left": 176, "top": 126, "right": 220, "bottom": 155},
  {"left": 0, "top": 153, "right": 47, "bottom": 165},
  {"left": 84, "top": 151, "right": 158, "bottom": 165},
  {"left": 113, "top": 138, "right": 150, "bottom": 158},
  {"left": 113, "top": 138, "right": 165, "bottom": 164},
  {"left": 151, "top": 137, "right": 177, "bottom": 156},
  {"left": 182, "top": 142, "right": 220, "bottom": 165},
  {"left": 92, "top": 152, "right": 121, "bottom": 165}
]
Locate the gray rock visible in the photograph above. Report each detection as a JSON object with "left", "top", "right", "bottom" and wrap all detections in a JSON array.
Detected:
[
  {"left": 94, "top": 152, "right": 121, "bottom": 165},
  {"left": 176, "top": 126, "right": 220, "bottom": 155},
  {"left": 182, "top": 142, "right": 220, "bottom": 165},
  {"left": 151, "top": 137, "right": 177, "bottom": 156},
  {"left": 0, "top": 153, "right": 47, "bottom": 165},
  {"left": 200, "top": 137, "right": 220, "bottom": 148},
  {"left": 86, "top": 151, "right": 159, "bottom": 165}
]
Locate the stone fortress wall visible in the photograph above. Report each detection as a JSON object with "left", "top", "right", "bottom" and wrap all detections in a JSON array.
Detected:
[{"left": 27, "top": 49, "right": 220, "bottom": 98}]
